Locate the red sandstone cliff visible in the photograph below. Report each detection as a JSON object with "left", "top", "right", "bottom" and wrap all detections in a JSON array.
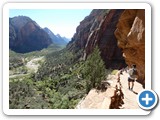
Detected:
[
  {"left": 115, "top": 10, "right": 145, "bottom": 86},
  {"left": 67, "top": 9, "right": 126, "bottom": 69}
]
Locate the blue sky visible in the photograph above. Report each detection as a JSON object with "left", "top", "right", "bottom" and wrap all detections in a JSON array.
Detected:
[{"left": 9, "top": 9, "right": 92, "bottom": 39}]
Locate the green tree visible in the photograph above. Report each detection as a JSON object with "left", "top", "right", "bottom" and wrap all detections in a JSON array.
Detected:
[{"left": 83, "top": 46, "right": 106, "bottom": 93}]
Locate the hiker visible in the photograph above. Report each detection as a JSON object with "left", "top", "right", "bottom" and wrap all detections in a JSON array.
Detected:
[
  {"left": 128, "top": 64, "right": 138, "bottom": 91},
  {"left": 124, "top": 66, "right": 129, "bottom": 72}
]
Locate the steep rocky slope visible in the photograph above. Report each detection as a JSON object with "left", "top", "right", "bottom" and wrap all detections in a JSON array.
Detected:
[
  {"left": 9, "top": 16, "right": 52, "bottom": 53},
  {"left": 67, "top": 9, "right": 126, "bottom": 69},
  {"left": 114, "top": 10, "right": 145, "bottom": 86}
]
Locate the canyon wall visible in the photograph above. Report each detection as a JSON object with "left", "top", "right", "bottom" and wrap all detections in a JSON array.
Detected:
[
  {"left": 67, "top": 9, "right": 126, "bottom": 69},
  {"left": 115, "top": 9, "right": 145, "bottom": 86}
]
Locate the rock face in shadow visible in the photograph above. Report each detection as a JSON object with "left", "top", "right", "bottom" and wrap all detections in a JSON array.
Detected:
[
  {"left": 114, "top": 10, "right": 145, "bottom": 86},
  {"left": 9, "top": 16, "right": 52, "bottom": 53},
  {"left": 67, "top": 9, "right": 126, "bottom": 69}
]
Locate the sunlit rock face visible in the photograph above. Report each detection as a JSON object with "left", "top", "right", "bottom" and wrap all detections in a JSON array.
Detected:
[
  {"left": 115, "top": 9, "right": 145, "bottom": 87},
  {"left": 67, "top": 9, "right": 126, "bottom": 69}
]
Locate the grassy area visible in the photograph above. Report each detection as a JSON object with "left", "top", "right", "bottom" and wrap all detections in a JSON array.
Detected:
[
  {"left": 111, "top": 70, "right": 119, "bottom": 75},
  {"left": 10, "top": 44, "right": 64, "bottom": 59}
]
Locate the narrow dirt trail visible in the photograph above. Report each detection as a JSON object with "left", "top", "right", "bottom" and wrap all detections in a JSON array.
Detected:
[
  {"left": 120, "top": 71, "right": 143, "bottom": 109},
  {"left": 76, "top": 70, "right": 144, "bottom": 109}
]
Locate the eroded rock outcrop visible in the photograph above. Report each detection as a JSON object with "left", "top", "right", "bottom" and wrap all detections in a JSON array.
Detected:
[
  {"left": 76, "top": 71, "right": 143, "bottom": 109},
  {"left": 114, "top": 10, "right": 145, "bottom": 86},
  {"left": 67, "top": 10, "right": 107, "bottom": 52},
  {"left": 67, "top": 9, "right": 126, "bottom": 69},
  {"left": 9, "top": 16, "right": 52, "bottom": 53}
]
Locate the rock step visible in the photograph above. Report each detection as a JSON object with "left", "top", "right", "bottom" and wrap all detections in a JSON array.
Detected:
[{"left": 76, "top": 71, "right": 144, "bottom": 109}]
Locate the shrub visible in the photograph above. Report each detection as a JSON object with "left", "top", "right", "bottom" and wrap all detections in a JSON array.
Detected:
[{"left": 82, "top": 46, "right": 106, "bottom": 93}]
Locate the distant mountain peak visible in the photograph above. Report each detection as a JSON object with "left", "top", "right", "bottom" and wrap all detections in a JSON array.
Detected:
[
  {"left": 44, "top": 28, "right": 68, "bottom": 45},
  {"left": 56, "top": 34, "right": 61, "bottom": 36},
  {"left": 62, "top": 37, "right": 70, "bottom": 43},
  {"left": 44, "top": 27, "right": 55, "bottom": 36}
]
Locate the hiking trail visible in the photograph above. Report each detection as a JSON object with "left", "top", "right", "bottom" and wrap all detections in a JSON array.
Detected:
[{"left": 76, "top": 70, "right": 144, "bottom": 109}]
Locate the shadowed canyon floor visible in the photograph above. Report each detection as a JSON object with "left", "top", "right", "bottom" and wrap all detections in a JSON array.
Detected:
[{"left": 76, "top": 71, "right": 144, "bottom": 109}]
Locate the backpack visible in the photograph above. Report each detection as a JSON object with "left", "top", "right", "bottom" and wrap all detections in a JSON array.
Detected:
[{"left": 129, "top": 68, "right": 138, "bottom": 78}]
